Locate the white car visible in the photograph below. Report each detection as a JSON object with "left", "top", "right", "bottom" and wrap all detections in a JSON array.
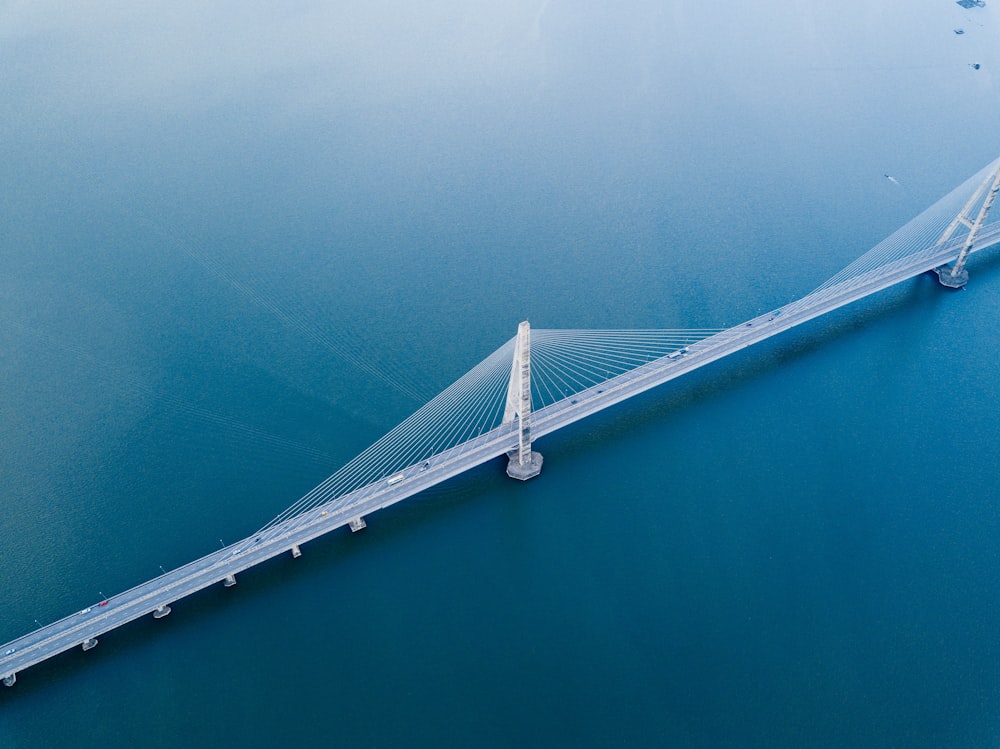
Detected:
[{"left": 4, "top": 648, "right": 14, "bottom": 655}]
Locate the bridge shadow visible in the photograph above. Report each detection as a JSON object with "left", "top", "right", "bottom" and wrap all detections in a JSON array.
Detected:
[{"left": 965, "top": 245, "right": 1000, "bottom": 287}]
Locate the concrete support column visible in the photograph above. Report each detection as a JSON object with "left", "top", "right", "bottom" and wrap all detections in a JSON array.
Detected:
[
  {"left": 223, "top": 574, "right": 237, "bottom": 588},
  {"left": 348, "top": 517, "right": 366, "bottom": 532},
  {"left": 82, "top": 638, "right": 98, "bottom": 651},
  {"left": 291, "top": 544, "right": 302, "bottom": 558},
  {"left": 503, "top": 321, "right": 543, "bottom": 480},
  {"left": 2, "top": 673, "right": 15, "bottom": 687},
  {"left": 153, "top": 605, "right": 171, "bottom": 619}
]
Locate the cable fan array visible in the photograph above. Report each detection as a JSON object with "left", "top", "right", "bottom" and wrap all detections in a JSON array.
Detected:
[
  {"left": 245, "top": 335, "right": 516, "bottom": 544},
  {"left": 791, "top": 157, "right": 1000, "bottom": 309},
  {"left": 244, "top": 326, "right": 725, "bottom": 545},
  {"left": 529, "top": 329, "right": 726, "bottom": 407}
]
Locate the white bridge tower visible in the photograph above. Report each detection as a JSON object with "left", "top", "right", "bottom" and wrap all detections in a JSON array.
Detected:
[
  {"left": 503, "top": 321, "right": 543, "bottom": 480},
  {"left": 935, "top": 160, "right": 1000, "bottom": 288}
]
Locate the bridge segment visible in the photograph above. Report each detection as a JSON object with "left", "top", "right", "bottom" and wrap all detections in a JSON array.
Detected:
[
  {"left": 3, "top": 216, "right": 1000, "bottom": 688},
  {"left": 530, "top": 221, "right": 1000, "bottom": 440}
]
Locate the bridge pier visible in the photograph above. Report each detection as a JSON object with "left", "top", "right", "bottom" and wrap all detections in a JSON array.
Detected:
[
  {"left": 82, "top": 638, "right": 98, "bottom": 651},
  {"left": 503, "top": 321, "right": 543, "bottom": 481},
  {"left": 291, "top": 544, "right": 302, "bottom": 558},
  {"left": 348, "top": 517, "right": 366, "bottom": 532},
  {"left": 223, "top": 574, "right": 237, "bottom": 587},
  {"left": 935, "top": 266, "right": 969, "bottom": 288},
  {"left": 506, "top": 450, "right": 543, "bottom": 480},
  {"left": 153, "top": 605, "right": 171, "bottom": 619},
  {"left": 2, "top": 673, "right": 15, "bottom": 687}
]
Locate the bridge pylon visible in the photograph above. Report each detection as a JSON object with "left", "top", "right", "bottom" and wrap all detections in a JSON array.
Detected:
[
  {"left": 503, "top": 321, "right": 543, "bottom": 480},
  {"left": 935, "top": 160, "right": 1000, "bottom": 288}
]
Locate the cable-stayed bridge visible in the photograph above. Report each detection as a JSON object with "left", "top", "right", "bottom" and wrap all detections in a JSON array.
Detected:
[{"left": 3, "top": 157, "right": 1000, "bottom": 688}]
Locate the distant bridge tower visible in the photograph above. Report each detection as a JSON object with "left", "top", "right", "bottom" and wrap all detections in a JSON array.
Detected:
[
  {"left": 935, "top": 161, "right": 1000, "bottom": 288},
  {"left": 503, "top": 321, "right": 543, "bottom": 480}
]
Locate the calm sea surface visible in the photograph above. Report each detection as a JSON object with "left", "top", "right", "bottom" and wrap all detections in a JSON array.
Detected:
[{"left": 3, "top": 3, "right": 1000, "bottom": 747}]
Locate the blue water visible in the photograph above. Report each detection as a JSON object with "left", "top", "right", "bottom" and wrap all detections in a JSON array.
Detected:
[{"left": 3, "top": 3, "right": 1000, "bottom": 747}]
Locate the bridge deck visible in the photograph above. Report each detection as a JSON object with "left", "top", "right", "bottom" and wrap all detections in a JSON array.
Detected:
[{"left": 3, "top": 223, "right": 999, "bottom": 685}]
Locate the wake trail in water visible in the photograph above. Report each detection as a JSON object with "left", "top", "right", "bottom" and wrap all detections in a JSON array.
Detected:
[
  {"left": 7, "top": 321, "right": 337, "bottom": 466},
  {"left": 178, "top": 245, "right": 437, "bottom": 404}
]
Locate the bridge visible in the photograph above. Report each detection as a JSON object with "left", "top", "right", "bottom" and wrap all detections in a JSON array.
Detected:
[{"left": 3, "top": 156, "right": 999, "bottom": 688}]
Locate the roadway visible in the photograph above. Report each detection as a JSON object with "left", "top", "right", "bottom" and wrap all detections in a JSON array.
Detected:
[{"left": 3, "top": 223, "right": 998, "bottom": 686}]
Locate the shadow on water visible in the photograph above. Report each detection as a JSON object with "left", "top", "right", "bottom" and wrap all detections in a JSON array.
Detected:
[{"left": 964, "top": 243, "right": 1000, "bottom": 288}]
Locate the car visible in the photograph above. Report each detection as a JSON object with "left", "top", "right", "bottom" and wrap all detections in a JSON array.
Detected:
[
  {"left": 80, "top": 608, "right": 92, "bottom": 614},
  {"left": 4, "top": 648, "right": 15, "bottom": 655},
  {"left": 99, "top": 600, "right": 109, "bottom": 607},
  {"left": 419, "top": 462, "right": 430, "bottom": 472}
]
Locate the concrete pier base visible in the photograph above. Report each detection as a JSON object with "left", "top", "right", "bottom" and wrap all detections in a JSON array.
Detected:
[
  {"left": 82, "top": 638, "right": 98, "bottom": 651},
  {"left": 223, "top": 574, "right": 237, "bottom": 588},
  {"left": 348, "top": 517, "right": 367, "bottom": 533},
  {"left": 936, "top": 266, "right": 969, "bottom": 288},
  {"left": 291, "top": 544, "right": 302, "bottom": 558},
  {"left": 506, "top": 451, "right": 543, "bottom": 480},
  {"left": 2, "top": 673, "right": 15, "bottom": 687},
  {"left": 153, "top": 605, "right": 171, "bottom": 619}
]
